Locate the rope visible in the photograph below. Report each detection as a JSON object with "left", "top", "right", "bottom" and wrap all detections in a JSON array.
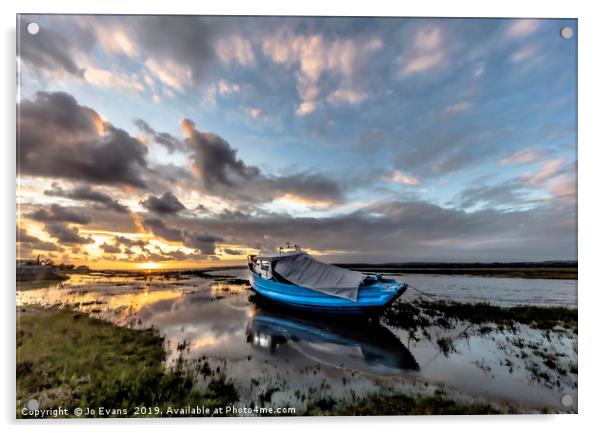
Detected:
[{"left": 406, "top": 283, "right": 439, "bottom": 301}]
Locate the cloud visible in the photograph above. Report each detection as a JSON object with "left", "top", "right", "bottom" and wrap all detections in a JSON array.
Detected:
[
  {"left": 141, "top": 216, "right": 221, "bottom": 254},
  {"left": 100, "top": 242, "right": 121, "bottom": 254},
  {"left": 181, "top": 232, "right": 223, "bottom": 255},
  {"left": 400, "top": 26, "right": 446, "bottom": 76},
  {"left": 222, "top": 248, "right": 245, "bottom": 255},
  {"left": 82, "top": 67, "right": 145, "bottom": 93},
  {"left": 129, "top": 16, "right": 223, "bottom": 89},
  {"left": 215, "top": 34, "right": 255, "bottom": 66},
  {"left": 296, "top": 101, "right": 319, "bottom": 116},
  {"left": 501, "top": 148, "right": 550, "bottom": 166},
  {"left": 18, "top": 18, "right": 89, "bottom": 78},
  {"left": 327, "top": 88, "right": 368, "bottom": 105},
  {"left": 18, "top": 91, "right": 149, "bottom": 188},
  {"left": 414, "top": 26, "right": 442, "bottom": 50},
  {"left": 133, "top": 118, "right": 185, "bottom": 153},
  {"left": 114, "top": 235, "right": 147, "bottom": 250},
  {"left": 94, "top": 24, "right": 139, "bottom": 57},
  {"left": 180, "top": 119, "right": 344, "bottom": 205},
  {"left": 181, "top": 119, "right": 260, "bottom": 188},
  {"left": 261, "top": 27, "right": 382, "bottom": 114},
  {"left": 443, "top": 101, "right": 472, "bottom": 116},
  {"left": 141, "top": 192, "right": 187, "bottom": 215},
  {"left": 245, "top": 106, "right": 270, "bottom": 121},
  {"left": 28, "top": 204, "right": 91, "bottom": 225},
  {"left": 504, "top": 19, "right": 541, "bottom": 39},
  {"left": 144, "top": 58, "right": 191, "bottom": 92},
  {"left": 456, "top": 180, "right": 533, "bottom": 210},
  {"left": 170, "top": 199, "right": 576, "bottom": 261},
  {"left": 142, "top": 217, "right": 183, "bottom": 242},
  {"left": 44, "top": 184, "right": 130, "bottom": 213},
  {"left": 45, "top": 222, "right": 94, "bottom": 245},
  {"left": 547, "top": 174, "right": 576, "bottom": 202},
  {"left": 401, "top": 51, "right": 445, "bottom": 75},
  {"left": 17, "top": 226, "right": 62, "bottom": 252},
  {"left": 519, "top": 158, "right": 576, "bottom": 205},
  {"left": 218, "top": 80, "right": 241, "bottom": 94},
  {"left": 510, "top": 44, "right": 538, "bottom": 63},
  {"left": 522, "top": 157, "right": 568, "bottom": 185},
  {"left": 384, "top": 170, "right": 421, "bottom": 186}
]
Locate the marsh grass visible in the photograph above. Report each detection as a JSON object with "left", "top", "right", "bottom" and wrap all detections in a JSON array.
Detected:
[
  {"left": 385, "top": 300, "right": 577, "bottom": 333},
  {"left": 16, "top": 306, "right": 237, "bottom": 418},
  {"left": 303, "top": 391, "right": 500, "bottom": 415}
]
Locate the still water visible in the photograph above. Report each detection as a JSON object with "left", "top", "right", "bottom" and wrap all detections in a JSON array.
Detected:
[{"left": 17, "top": 269, "right": 577, "bottom": 413}]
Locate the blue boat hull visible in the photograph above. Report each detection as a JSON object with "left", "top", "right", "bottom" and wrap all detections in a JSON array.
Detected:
[{"left": 249, "top": 271, "right": 407, "bottom": 314}]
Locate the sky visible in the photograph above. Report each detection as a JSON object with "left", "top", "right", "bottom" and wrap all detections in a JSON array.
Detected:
[{"left": 16, "top": 15, "right": 577, "bottom": 269}]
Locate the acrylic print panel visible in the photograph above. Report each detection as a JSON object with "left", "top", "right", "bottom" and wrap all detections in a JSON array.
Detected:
[{"left": 16, "top": 15, "right": 577, "bottom": 418}]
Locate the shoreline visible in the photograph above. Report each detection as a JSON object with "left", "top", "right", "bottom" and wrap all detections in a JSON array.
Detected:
[
  {"left": 17, "top": 298, "right": 578, "bottom": 417},
  {"left": 68, "top": 263, "right": 578, "bottom": 280}
]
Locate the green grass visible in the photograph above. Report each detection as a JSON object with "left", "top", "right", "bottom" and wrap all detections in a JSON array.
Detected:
[
  {"left": 385, "top": 300, "right": 578, "bottom": 333},
  {"left": 16, "top": 306, "right": 237, "bottom": 418},
  {"left": 303, "top": 391, "right": 500, "bottom": 415}
]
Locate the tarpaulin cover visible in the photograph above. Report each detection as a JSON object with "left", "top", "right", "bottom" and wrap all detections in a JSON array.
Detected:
[{"left": 272, "top": 252, "right": 365, "bottom": 301}]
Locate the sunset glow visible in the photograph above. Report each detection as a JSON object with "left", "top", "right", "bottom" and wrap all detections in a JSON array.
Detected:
[{"left": 138, "top": 262, "right": 161, "bottom": 270}]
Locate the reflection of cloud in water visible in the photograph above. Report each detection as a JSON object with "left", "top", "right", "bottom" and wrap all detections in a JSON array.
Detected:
[
  {"left": 136, "top": 289, "right": 252, "bottom": 362},
  {"left": 16, "top": 273, "right": 214, "bottom": 325}
]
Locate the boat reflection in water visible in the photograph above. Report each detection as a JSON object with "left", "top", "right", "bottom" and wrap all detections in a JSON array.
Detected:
[{"left": 246, "top": 299, "right": 419, "bottom": 375}]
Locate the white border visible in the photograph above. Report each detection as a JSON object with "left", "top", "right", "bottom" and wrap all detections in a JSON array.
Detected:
[{"left": 2, "top": 1, "right": 600, "bottom": 432}]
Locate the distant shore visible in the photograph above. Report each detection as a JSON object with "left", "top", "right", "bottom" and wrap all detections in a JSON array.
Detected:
[
  {"left": 337, "top": 261, "right": 577, "bottom": 280},
  {"left": 44, "top": 260, "right": 577, "bottom": 280}
]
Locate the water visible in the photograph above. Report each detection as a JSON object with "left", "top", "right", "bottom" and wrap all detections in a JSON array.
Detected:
[
  {"left": 399, "top": 274, "right": 577, "bottom": 307},
  {"left": 17, "top": 270, "right": 578, "bottom": 413}
]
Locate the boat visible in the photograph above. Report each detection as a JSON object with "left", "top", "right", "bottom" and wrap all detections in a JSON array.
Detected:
[
  {"left": 16, "top": 256, "right": 69, "bottom": 282},
  {"left": 247, "top": 248, "right": 407, "bottom": 314},
  {"left": 246, "top": 304, "right": 419, "bottom": 372}
]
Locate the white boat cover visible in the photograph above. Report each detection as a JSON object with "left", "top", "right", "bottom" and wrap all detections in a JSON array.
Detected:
[{"left": 272, "top": 252, "right": 365, "bottom": 302}]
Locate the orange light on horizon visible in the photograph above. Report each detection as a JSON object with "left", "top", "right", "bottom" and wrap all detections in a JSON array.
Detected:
[{"left": 138, "top": 261, "right": 161, "bottom": 270}]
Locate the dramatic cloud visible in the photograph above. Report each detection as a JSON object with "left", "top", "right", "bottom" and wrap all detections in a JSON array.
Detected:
[
  {"left": 170, "top": 199, "right": 576, "bottom": 262},
  {"left": 18, "top": 91, "right": 149, "bottom": 188},
  {"left": 18, "top": 18, "right": 90, "bottom": 77},
  {"left": 141, "top": 192, "right": 186, "bottom": 215},
  {"left": 114, "top": 235, "right": 147, "bottom": 250},
  {"left": 181, "top": 119, "right": 344, "bottom": 205},
  {"left": 141, "top": 216, "right": 222, "bottom": 255},
  {"left": 100, "top": 242, "right": 121, "bottom": 254},
  {"left": 182, "top": 232, "right": 223, "bottom": 255},
  {"left": 28, "top": 204, "right": 91, "bottom": 225},
  {"left": 44, "top": 184, "right": 130, "bottom": 213},
  {"left": 142, "top": 217, "right": 182, "bottom": 242},
  {"left": 44, "top": 222, "right": 94, "bottom": 245},
  {"left": 222, "top": 248, "right": 245, "bottom": 255},
  {"left": 133, "top": 118, "right": 185, "bottom": 153},
  {"left": 17, "top": 227, "right": 62, "bottom": 252},
  {"left": 128, "top": 16, "right": 225, "bottom": 90}
]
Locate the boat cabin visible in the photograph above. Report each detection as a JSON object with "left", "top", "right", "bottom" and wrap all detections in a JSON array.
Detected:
[{"left": 248, "top": 251, "right": 302, "bottom": 281}]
